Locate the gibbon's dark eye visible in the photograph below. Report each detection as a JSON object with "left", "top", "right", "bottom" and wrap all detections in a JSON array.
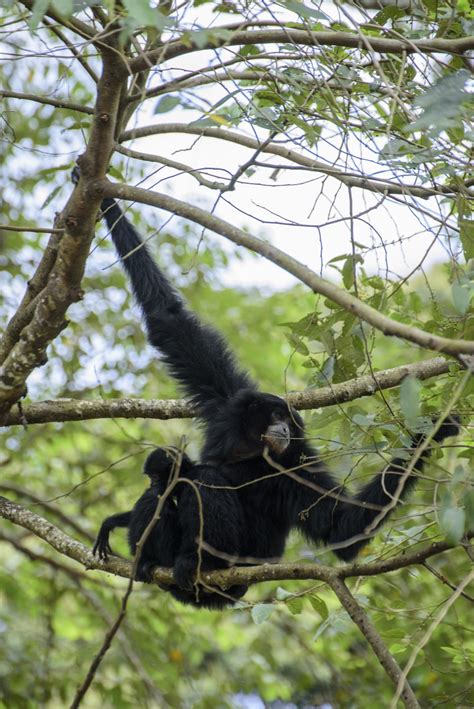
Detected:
[
  {"left": 248, "top": 401, "right": 259, "bottom": 413},
  {"left": 271, "top": 409, "right": 288, "bottom": 424}
]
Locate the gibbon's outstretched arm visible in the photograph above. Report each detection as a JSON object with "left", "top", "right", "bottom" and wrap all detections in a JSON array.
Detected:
[
  {"left": 296, "top": 417, "right": 461, "bottom": 561},
  {"left": 101, "top": 198, "right": 255, "bottom": 414}
]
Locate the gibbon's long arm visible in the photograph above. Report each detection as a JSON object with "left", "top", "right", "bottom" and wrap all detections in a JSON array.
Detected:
[
  {"left": 296, "top": 417, "right": 461, "bottom": 560},
  {"left": 101, "top": 198, "right": 255, "bottom": 414}
]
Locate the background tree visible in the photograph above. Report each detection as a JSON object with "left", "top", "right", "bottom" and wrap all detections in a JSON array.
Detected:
[{"left": 0, "top": 1, "right": 473, "bottom": 707}]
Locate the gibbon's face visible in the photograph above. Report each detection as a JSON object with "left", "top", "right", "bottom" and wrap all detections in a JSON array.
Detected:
[
  {"left": 240, "top": 392, "right": 303, "bottom": 456},
  {"left": 202, "top": 390, "right": 305, "bottom": 465}
]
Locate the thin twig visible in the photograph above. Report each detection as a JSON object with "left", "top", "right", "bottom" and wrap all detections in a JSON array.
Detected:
[
  {"left": 390, "top": 570, "right": 474, "bottom": 708},
  {"left": 70, "top": 447, "right": 185, "bottom": 708},
  {"left": 329, "top": 576, "right": 420, "bottom": 709}
]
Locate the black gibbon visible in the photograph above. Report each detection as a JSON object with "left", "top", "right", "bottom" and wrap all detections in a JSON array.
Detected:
[
  {"left": 94, "top": 447, "right": 248, "bottom": 608},
  {"left": 89, "top": 191, "right": 459, "bottom": 609}
]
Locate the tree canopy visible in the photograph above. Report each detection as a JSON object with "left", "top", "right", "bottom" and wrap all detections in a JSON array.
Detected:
[{"left": 0, "top": 1, "right": 473, "bottom": 707}]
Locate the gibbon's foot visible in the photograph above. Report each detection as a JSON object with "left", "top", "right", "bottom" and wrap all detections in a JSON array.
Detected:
[
  {"left": 135, "top": 560, "right": 155, "bottom": 583},
  {"left": 173, "top": 555, "right": 199, "bottom": 591},
  {"left": 93, "top": 529, "right": 113, "bottom": 561}
]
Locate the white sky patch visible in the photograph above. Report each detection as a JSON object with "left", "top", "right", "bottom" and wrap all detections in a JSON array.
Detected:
[{"left": 119, "top": 117, "right": 456, "bottom": 290}]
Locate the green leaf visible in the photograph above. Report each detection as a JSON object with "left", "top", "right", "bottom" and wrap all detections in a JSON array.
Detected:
[
  {"left": 41, "top": 183, "right": 63, "bottom": 210},
  {"left": 447, "top": 126, "right": 465, "bottom": 144},
  {"left": 452, "top": 283, "right": 471, "bottom": 315},
  {"left": 320, "top": 355, "right": 335, "bottom": 384},
  {"left": 186, "top": 29, "right": 212, "bottom": 49},
  {"left": 29, "top": 0, "right": 50, "bottom": 30},
  {"left": 352, "top": 413, "right": 375, "bottom": 427},
  {"left": 122, "top": 0, "right": 167, "bottom": 29},
  {"left": 153, "top": 96, "right": 181, "bottom": 114},
  {"left": 239, "top": 44, "right": 260, "bottom": 57},
  {"left": 286, "top": 333, "right": 309, "bottom": 356},
  {"left": 342, "top": 254, "right": 363, "bottom": 289},
  {"left": 390, "top": 643, "right": 408, "bottom": 655},
  {"left": 52, "top": 0, "right": 73, "bottom": 15},
  {"left": 287, "top": 597, "right": 304, "bottom": 615},
  {"left": 373, "top": 6, "right": 406, "bottom": 25},
  {"left": 400, "top": 376, "right": 421, "bottom": 428},
  {"left": 108, "top": 165, "right": 125, "bottom": 181},
  {"left": 308, "top": 595, "right": 328, "bottom": 620},
  {"left": 407, "top": 70, "right": 471, "bottom": 135},
  {"left": 439, "top": 506, "right": 466, "bottom": 544},
  {"left": 209, "top": 88, "right": 244, "bottom": 112},
  {"left": 464, "top": 490, "right": 474, "bottom": 528},
  {"left": 459, "top": 220, "right": 474, "bottom": 261},
  {"left": 328, "top": 253, "right": 350, "bottom": 264},
  {"left": 189, "top": 116, "right": 226, "bottom": 128},
  {"left": 283, "top": 0, "right": 328, "bottom": 21},
  {"left": 185, "top": 28, "right": 232, "bottom": 50},
  {"left": 251, "top": 603, "right": 275, "bottom": 624}
]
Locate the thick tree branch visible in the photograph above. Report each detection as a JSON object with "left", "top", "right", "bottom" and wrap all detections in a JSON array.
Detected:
[
  {"left": 5, "top": 494, "right": 468, "bottom": 709},
  {"left": 1, "top": 496, "right": 470, "bottom": 589},
  {"left": 1, "top": 397, "right": 188, "bottom": 426},
  {"left": 200, "top": 537, "right": 473, "bottom": 588},
  {"left": 129, "top": 29, "right": 474, "bottom": 74},
  {"left": 0, "top": 496, "right": 147, "bottom": 582},
  {"left": 0, "top": 38, "right": 127, "bottom": 417},
  {"left": 0, "top": 357, "right": 454, "bottom": 426},
  {"left": 101, "top": 181, "right": 474, "bottom": 357},
  {"left": 119, "top": 124, "right": 466, "bottom": 199},
  {"left": 288, "top": 357, "right": 454, "bottom": 409}
]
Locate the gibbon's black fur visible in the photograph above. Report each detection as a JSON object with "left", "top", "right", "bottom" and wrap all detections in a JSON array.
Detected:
[
  {"left": 92, "top": 192, "right": 460, "bottom": 609},
  {"left": 93, "top": 448, "right": 248, "bottom": 607}
]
